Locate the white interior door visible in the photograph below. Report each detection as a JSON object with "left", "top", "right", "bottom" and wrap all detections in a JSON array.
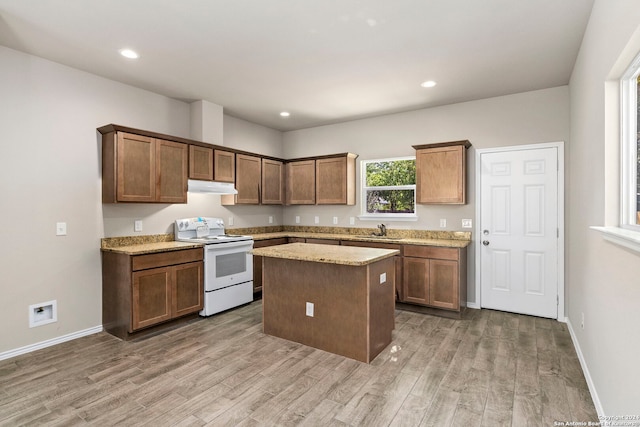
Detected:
[{"left": 479, "top": 146, "right": 560, "bottom": 318}]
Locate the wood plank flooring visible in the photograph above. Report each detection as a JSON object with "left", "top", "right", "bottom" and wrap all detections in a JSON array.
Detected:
[{"left": 0, "top": 302, "right": 598, "bottom": 426}]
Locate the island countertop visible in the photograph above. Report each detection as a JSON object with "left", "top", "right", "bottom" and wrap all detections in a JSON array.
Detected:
[{"left": 251, "top": 242, "right": 399, "bottom": 266}]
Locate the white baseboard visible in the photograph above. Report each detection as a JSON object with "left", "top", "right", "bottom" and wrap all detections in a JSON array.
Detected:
[
  {"left": 566, "top": 318, "right": 605, "bottom": 417},
  {"left": 466, "top": 302, "right": 480, "bottom": 309},
  {"left": 0, "top": 325, "right": 103, "bottom": 361}
]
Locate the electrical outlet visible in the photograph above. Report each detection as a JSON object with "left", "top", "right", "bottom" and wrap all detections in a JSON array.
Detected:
[
  {"left": 134, "top": 220, "right": 143, "bottom": 232},
  {"left": 380, "top": 272, "right": 387, "bottom": 284},
  {"left": 306, "top": 302, "right": 314, "bottom": 317},
  {"left": 333, "top": 216, "right": 338, "bottom": 225},
  {"left": 314, "top": 216, "right": 319, "bottom": 224},
  {"left": 440, "top": 219, "right": 447, "bottom": 228},
  {"left": 462, "top": 219, "right": 473, "bottom": 228},
  {"left": 56, "top": 222, "right": 67, "bottom": 236},
  {"left": 295, "top": 216, "right": 300, "bottom": 224},
  {"left": 268, "top": 216, "right": 273, "bottom": 224},
  {"left": 581, "top": 312, "right": 584, "bottom": 329},
  {"left": 228, "top": 216, "right": 234, "bottom": 226},
  {"left": 350, "top": 217, "right": 355, "bottom": 225}
]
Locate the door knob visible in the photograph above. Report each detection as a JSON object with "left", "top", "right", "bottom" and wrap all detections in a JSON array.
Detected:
[{"left": 482, "top": 240, "right": 490, "bottom": 246}]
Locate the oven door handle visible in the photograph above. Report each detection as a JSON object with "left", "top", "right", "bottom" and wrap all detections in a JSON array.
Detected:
[{"left": 204, "top": 240, "right": 254, "bottom": 251}]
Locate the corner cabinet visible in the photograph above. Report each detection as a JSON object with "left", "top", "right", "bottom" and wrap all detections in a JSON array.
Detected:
[
  {"left": 413, "top": 140, "right": 471, "bottom": 204},
  {"left": 102, "top": 248, "right": 204, "bottom": 340},
  {"left": 286, "top": 160, "right": 316, "bottom": 205},
  {"left": 316, "top": 153, "right": 358, "bottom": 205},
  {"left": 401, "top": 245, "right": 467, "bottom": 312},
  {"left": 101, "top": 130, "right": 188, "bottom": 203}
]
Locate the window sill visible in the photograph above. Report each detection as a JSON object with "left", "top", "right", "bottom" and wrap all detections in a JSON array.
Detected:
[
  {"left": 358, "top": 214, "right": 418, "bottom": 222},
  {"left": 591, "top": 226, "right": 640, "bottom": 253}
]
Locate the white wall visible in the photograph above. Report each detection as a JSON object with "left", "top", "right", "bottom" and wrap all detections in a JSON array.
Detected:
[
  {"left": 568, "top": 0, "right": 640, "bottom": 415},
  {"left": 0, "top": 46, "right": 283, "bottom": 355},
  {"left": 283, "top": 87, "right": 570, "bottom": 305}
]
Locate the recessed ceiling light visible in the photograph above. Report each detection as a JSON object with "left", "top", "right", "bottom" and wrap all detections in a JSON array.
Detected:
[
  {"left": 280, "top": 111, "right": 290, "bottom": 117},
  {"left": 119, "top": 48, "right": 139, "bottom": 59},
  {"left": 420, "top": 80, "right": 437, "bottom": 88}
]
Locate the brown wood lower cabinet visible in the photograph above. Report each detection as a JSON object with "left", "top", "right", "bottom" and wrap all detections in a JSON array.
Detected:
[
  {"left": 103, "top": 248, "right": 204, "bottom": 340},
  {"left": 401, "top": 245, "right": 467, "bottom": 312},
  {"left": 252, "top": 238, "right": 288, "bottom": 293}
]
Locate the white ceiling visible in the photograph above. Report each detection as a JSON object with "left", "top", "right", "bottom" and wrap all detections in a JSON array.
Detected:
[{"left": 0, "top": 0, "right": 594, "bottom": 131}]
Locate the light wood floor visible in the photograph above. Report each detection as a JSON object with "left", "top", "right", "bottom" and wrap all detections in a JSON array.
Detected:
[{"left": 0, "top": 301, "right": 598, "bottom": 426}]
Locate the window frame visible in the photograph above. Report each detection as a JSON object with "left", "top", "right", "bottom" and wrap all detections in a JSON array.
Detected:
[
  {"left": 620, "top": 54, "right": 640, "bottom": 231},
  {"left": 358, "top": 156, "right": 418, "bottom": 221}
]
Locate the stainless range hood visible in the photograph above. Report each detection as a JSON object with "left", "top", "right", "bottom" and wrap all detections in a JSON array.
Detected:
[{"left": 187, "top": 179, "right": 238, "bottom": 195}]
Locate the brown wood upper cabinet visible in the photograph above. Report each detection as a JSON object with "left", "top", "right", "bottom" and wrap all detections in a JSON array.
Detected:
[
  {"left": 102, "top": 131, "right": 188, "bottom": 203},
  {"left": 286, "top": 160, "right": 316, "bottom": 205},
  {"left": 316, "top": 153, "right": 357, "bottom": 205},
  {"left": 214, "top": 149, "right": 235, "bottom": 182},
  {"left": 188, "top": 145, "right": 213, "bottom": 180},
  {"left": 222, "top": 153, "right": 261, "bottom": 205},
  {"left": 413, "top": 140, "right": 471, "bottom": 204},
  {"left": 261, "top": 158, "right": 284, "bottom": 205}
]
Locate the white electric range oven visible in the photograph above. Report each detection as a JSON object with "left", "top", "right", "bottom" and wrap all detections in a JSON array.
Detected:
[{"left": 174, "top": 217, "right": 253, "bottom": 316}]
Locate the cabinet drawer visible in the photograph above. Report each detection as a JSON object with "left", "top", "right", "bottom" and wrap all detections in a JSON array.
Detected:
[
  {"left": 341, "top": 240, "right": 403, "bottom": 253},
  {"left": 132, "top": 248, "right": 203, "bottom": 271},
  {"left": 305, "top": 238, "right": 340, "bottom": 245},
  {"left": 403, "top": 245, "right": 459, "bottom": 260},
  {"left": 254, "top": 238, "right": 288, "bottom": 248}
]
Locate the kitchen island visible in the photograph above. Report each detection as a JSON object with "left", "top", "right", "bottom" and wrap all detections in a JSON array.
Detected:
[{"left": 252, "top": 243, "right": 399, "bottom": 363}]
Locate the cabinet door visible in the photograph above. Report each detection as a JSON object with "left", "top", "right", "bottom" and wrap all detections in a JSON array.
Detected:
[
  {"left": 428, "top": 259, "right": 459, "bottom": 310},
  {"left": 316, "top": 157, "right": 347, "bottom": 204},
  {"left": 131, "top": 267, "right": 172, "bottom": 331},
  {"left": 234, "top": 154, "right": 262, "bottom": 204},
  {"left": 402, "top": 257, "right": 429, "bottom": 305},
  {"left": 189, "top": 145, "right": 213, "bottom": 180},
  {"left": 253, "top": 238, "right": 288, "bottom": 292},
  {"left": 286, "top": 160, "right": 316, "bottom": 205},
  {"left": 116, "top": 132, "right": 155, "bottom": 202},
  {"left": 173, "top": 261, "right": 204, "bottom": 317},
  {"left": 262, "top": 159, "right": 284, "bottom": 204},
  {"left": 416, "top": 145, "right": 466, "bottom": 204},
  {"left": 156, "top": 139, "right": 188, "bottom": 203},
  {"left": 214, "top": 149, "right": 235, "bottom": 182}
]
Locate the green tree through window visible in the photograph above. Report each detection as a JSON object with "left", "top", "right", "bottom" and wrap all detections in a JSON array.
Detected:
[{"left": 364, "top": 159, "right": 416, "bottom": 214}]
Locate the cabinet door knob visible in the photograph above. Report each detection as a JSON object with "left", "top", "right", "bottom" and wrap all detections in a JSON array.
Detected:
[{"left": 482, "top": 240, "right": 490, "bottom": 246}]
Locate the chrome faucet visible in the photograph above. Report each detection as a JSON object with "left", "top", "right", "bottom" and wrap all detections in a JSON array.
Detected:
[{"left": 374, "top": 223, "right": 387, "bottom": 237}]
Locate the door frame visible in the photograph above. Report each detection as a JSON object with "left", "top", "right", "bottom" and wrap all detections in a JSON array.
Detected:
[{"left": 474, "top": 141, "right": 565, "bottom": 321}]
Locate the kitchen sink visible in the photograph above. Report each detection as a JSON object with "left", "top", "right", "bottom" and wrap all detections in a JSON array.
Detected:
[{"left": 358, "top": 235, "right": 402, "bottom": 241}]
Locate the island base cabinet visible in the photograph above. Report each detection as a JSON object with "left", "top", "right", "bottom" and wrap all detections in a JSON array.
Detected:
[{"left": 262, "top": 256, "right": 395, "bottom": 363}]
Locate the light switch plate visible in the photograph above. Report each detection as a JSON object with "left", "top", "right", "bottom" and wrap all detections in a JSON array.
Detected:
[
  {"left": 462, "top": 219, "right": 473, "bottom": 228},
  {"left": 333, "top": 216, "right": 338, "bottom": 225},
  {"left": 268, "top": 216, "right": 273, "bottom": 224},
  {"left": 295, "top": 216, "right": 300, "bottom": 224},
  {"left": 56, "top": 222, "right": 67, "bottom": 236},
  {"left": 314, "top": 216, "right": 319, "bottom": 224},
  {"left": 350, "top": 217, "right": 355, "bottom": 225},
  {"left": 228, "top": 217, "right": 234, "bottom": 226}
]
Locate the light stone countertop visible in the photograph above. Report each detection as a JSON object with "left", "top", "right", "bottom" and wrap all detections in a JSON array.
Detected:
[
  {"left": 251, "top": 242, "right": 400, "bottom": 266},
  {"left": 100, "top": 241, "right": 203, "bottom": 255},
  {"left": 250, "top": 231, "right": 471, "bottom": 248}
]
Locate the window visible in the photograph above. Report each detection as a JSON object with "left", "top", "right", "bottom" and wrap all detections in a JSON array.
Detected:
[
  {"left": 621, "top": 58, "right": 640, "bottom": 229},
  {"left": 360, "top": 157, "right": 416, "bottom": 219}
]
